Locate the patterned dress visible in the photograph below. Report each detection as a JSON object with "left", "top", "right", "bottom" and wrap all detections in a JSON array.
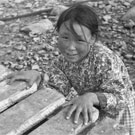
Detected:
[{"left": 44, "top": 41, "right": 135, "bottom": 135}]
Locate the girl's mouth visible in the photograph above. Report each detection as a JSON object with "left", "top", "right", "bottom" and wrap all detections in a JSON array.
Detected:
[
  {"left": 67, "top": 54, "right": 78, "bottom": 58},
  {"left": 66, "top": 52, "right": 78, "bottom": 56}
]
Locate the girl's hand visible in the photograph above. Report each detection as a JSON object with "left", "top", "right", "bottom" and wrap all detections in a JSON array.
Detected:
[
  {"left": 65, "top": 93, "right": 99, "bottom": 125},
  {"left": 6, "top": 70, "right": 41, "bottom": 88}
]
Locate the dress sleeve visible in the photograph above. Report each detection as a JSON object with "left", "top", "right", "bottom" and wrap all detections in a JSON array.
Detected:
[
  {"left": 44, "top": 56, "right": 77, "bottom": 98},
  {"left": 95, "top": 52, "right": 134, "bottom": 117}
]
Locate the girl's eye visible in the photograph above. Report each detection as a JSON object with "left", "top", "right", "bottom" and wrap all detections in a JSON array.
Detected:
[
  {"left": 62, "top": 36, "right": 69, "bottom": 40},
  {"left": 78, "top": 39, "right": 85, "bottom": 42}
]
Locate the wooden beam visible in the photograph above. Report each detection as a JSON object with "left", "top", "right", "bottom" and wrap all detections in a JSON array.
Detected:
[
  {"left": 0, "top": 83, "right": 37, "bottom": 113},
  {"left": 87, "top": 117, "right": 129, "bottom": 135},
  {"left": 29, "top": 106, "right": 99, "bottom": 135},
  {"left": 0, "top": 7, "right": 52, "bottom": 21},
  {"left": 0, "top": 65, "right": 12, "bottom": 82},
  {"left": 0, "top": 81, "right": 26, "bottom": 96},
  {"left": 6, "top": 96, "right": 65, "bottom": 135},
  {"left": 0, "top": 88, "right": 65, "bottom": 135}
]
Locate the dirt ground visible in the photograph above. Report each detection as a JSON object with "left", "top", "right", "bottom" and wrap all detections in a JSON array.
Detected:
[
  {"left": 0, "top": 0, "right": 135, "bottom": 134},
  {"left": 0, "top": 0, "right": 135, "bottom": 87}
]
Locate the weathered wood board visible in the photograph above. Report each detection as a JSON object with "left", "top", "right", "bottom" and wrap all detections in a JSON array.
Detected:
[
  {"left": 88, "top": 117, "right": 129, "bottom": 135},
  {"left": 0, "top": 65, "right": 11, "bottom": 81},
  {"left": 29, "top": 107, "right": 99, "bottom": 135},
  {"left": 0, "top": 65, "right": 25, "bottom": 102},
  {"left": 0, "top": 65, "right": 129, "bottom": 135},
  {"left": 0, "top": 82, "right": 27, "bottom": 101},
  {"left": 0, "top": 87, "right": 65, "bottom": 135}
]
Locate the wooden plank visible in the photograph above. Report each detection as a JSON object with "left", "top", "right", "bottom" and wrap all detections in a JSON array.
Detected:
[
  {"left": 6, "top": 96, "right": 65, "bottom": 135},
  {"left": 0, "top": 83, "right": 37, "bottom": 113},
  {"left": 0, "top": 88, "right": 65, "bottom": 135},
  {"left": 87, "top": 117, "right": 129, "bottom": 135},
  {"left": 29, "top": 106, "right": 99, "bottom": 135},
  {"left": 0, "top": 7, "right": 52, "bottom": 21},
  {"left": 0, "top": 65, "right": 11, "bottom": 81},
  {"left": 0, "top": 65, "right": 27, "bottom": 101},
  {"left": 0, "top": 81, "right": 27, "bottom": 100},
  {"left": 0, "top": 64, "right": 27, "bottom": 101}
]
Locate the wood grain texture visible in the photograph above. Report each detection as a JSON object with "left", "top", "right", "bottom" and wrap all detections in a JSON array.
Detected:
[
  {"left": 0, "top": 82, "right": 27, "bottom": 100},
  {"left": 6, "top": 96, "right": 65, "bottom": 135},
  {"left": 29, "top": 107, "right": 99, "bottom": 135},
  {"left": 88, "top": 117, "right": 129, "bottom": 135},
  {"left": 0, "top": 88, "right": 64, "bottom": 135},
  {"left": 0, "top": 83, "right": 37, "bottom": 113}
]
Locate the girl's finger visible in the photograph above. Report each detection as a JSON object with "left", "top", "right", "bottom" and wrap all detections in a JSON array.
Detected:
[
  {"left": 66, "top": 105, "right": 76, "bottom": 120},
  {"left": 9, "top": 76, "right": 28, "bottom": 85},
  {"left": 74, "top": 106, "right": 82, "bottom": 124},
  {"left": 7, "top": 77, "right": 16, "bottom": 85},
  {"left": 35, "top": 75, "right": 42, "bottom": 87},
  {"left": 88, "top": 107, "right": 92, "bottom": 122},
  {"left": 5, "top": 73, "right": 14, "bottom": 80},
  {"left": 82, "top": 107, "right": 88, "bottom": 125}
]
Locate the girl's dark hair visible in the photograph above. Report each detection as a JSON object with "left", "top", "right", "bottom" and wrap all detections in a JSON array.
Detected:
[{"left": 56, "top": 3, "right": 99, "bottom": 39}]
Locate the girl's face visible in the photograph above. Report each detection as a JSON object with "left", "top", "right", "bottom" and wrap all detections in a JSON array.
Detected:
[{"left": 57, "top": 21, "right": 96, "bottom": 63}]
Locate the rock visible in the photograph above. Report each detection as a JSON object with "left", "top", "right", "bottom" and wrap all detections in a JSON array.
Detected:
[
  {"left": 33, "top": 54, "right": 40, "bottom": 61},
  {"left": 84, "top": 2, "right": 93, "bottom": 7},
  {"left": 99, "top": 3, "right": 105, "bottom": 9},
  {"left": 124, "top": 54, "right": 133, "bottom": 59},
  {"left": 14, "top": 64, "right": 24, "bottom": 70},
  {"left": 121, "top": 6, "right": 135, "bottom": 22},
  {"left": 13, "top": 45, "right": 26, "bottom": 51},
  {"left": 123, "top": 19, "right": 135, "bottom": 29},
  {"left": 31, "top": 59, "right": 35, "bottom": 64},
  {"left": 17, "top": 56, "right": 24, "bottom": 61},
  {"left": 0, "top": 21, "right": 5, "bottom": 26},
  {"left": 45, "top": 0, "right": 59, "bottom": 7},
  {"left": 38, "top": 50, "right": 46, "bottom": 55},
  {"left": 44, "top": 74, "right": 49, "bottom": 83},
  {"left": 105, "top": 5, "right": 112, "bottom": 11},
  {"left": 131, "top": 0, "right": 135, "bottom": 5},
  {"left": 92, "top": 2, "right": 98, "bottom": 7},
  {"left": 103, "top": 15, "right": 111, "bottom": 24},
  {"left": 25, "top": 3, "right": 33, "bottom": 8},
  {"left": 6, "top": 50, "right": 12, "bottom": 54},
  {"left": 14, "top": 0, "right": 25, "bottom": 3},
  {"left": 0, "top": 11, "right": 3, "bottom": 15},
  {"left": 33, "top": 37, "right": 40, "bottom": 42},
  {"left": 50, "top": 5, "right": 68, "bottom": 16},
  {"left": 42, "top": 43, "right": 54, "bottom": 51},
  {"left": 53, "top": 51, "right": 59, "bottom": 56},
  {"left": 0, "top": 0, "right": 8, "bottom": 4},
  {"left": 20, "top": 19, "right": 53, "bottom": 35},
  {"left": 72, "top": 0, "right": 103, "bottom": 2},
  {"left": 108, "top": 1, "right": 116, "bottom": 6},
  {"left": 9, "top": 23, "right": 19, "bottom": 32},
  {"left": 123, "top": 1, "right": 130, "bottom": 7},
  {"left": 0, "top": 64, "right": 7, "bottom": 75},
  {"left": 6, "top": 12, "right": 18, "bottom": 17},
  {"left": 32, "top": 64, "right": 40, "bottom": 70}
]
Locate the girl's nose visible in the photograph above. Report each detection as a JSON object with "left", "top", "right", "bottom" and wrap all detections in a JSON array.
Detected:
[{"left": 68, "top": 41, "right": 76, "bottom": 50}]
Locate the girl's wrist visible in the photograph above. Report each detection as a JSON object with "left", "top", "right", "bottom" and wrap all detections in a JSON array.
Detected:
[
  {"left": 86, "top": 92, "right": 99, "bottom": 106},
  {"left": 91, "top": 93, "right": 99, "bottom": 106},
  {"left": 38, "top": 72, "right": 44, "bottom": 89},
  {"left": 95, "top": 92, "right": 107, "bottom": 109}
]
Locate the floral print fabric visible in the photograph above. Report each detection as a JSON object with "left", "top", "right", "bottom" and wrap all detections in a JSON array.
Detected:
[{"left": 44, "top": 41, "right": 135, "bottom": 134}]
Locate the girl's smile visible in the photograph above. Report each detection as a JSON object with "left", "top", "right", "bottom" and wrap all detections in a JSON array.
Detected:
[{"left": 65, "top": 53, "right": 78, "bottom": 61}]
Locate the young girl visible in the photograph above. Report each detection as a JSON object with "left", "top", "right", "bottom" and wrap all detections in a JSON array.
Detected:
[{"left": 7, "top": 3, "right": 135, "bottom": 135}]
